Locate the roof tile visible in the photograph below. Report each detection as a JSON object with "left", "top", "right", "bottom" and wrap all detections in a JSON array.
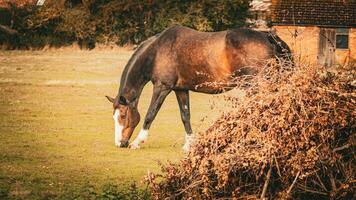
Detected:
[{"left": 271, "top": 0, "right": 356, "bottom": 27}]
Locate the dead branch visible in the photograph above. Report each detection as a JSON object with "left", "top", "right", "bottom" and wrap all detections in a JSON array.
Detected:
[
  {"left": 333, "top": 144, "right": 351, "bottom": 153},
  {"left": 0, "top": 24, "right": 19, "bottom": 35},
  {"left": 315, "top": 173, "right": 328, "bottom": 192},
  {"left": 286, "top": 171, "right": 300, "bottom": 196},
  {"left": 273, "top": 155, "right": 282, "bottom": 177},
  {"left": 260, "top": 160, "right": 273, "bottom": 199},
  {"left": 329, "top": 173, "right": 337, "bottom": 196},
  {"left": 297, "top": 183, "right": 329, "bottom": 196}
]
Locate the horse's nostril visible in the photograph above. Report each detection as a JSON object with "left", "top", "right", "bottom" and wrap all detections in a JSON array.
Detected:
[{"left": 119, "top": 141, "right": 129, "bottom": 148}]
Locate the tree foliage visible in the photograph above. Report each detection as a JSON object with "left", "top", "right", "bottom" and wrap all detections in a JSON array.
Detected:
[{"left": 0, "top": 0, "right": 251, "bottom": 49}]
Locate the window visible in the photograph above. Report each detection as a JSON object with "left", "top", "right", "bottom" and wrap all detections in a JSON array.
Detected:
[{"left": 336, "top": 28, "right": 349, "bottom": 49}]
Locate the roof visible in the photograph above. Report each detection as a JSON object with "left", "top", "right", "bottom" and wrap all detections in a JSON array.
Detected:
[{"left": 271, "top": 0, "right": 356, "bottom": 27}]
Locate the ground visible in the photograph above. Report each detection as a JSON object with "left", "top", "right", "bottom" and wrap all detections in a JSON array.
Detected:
[{"left": 0, "top": 50, "right": 218, "bottom": 199}]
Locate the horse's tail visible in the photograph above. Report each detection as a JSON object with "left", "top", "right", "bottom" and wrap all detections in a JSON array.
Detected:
[{"left": 265, "top": 32, "right": 294, "bottom": 64}]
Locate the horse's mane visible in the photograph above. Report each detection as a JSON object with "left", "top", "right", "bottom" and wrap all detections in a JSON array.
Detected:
[
  {"left": 131, "top": 33, "right": 160, "bottom": 59},
  {"left": 118, "top": 33, "right": 160, "bottom": 95}
]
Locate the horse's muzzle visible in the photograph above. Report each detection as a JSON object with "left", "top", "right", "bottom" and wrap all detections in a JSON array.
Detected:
[{"left": 119, "top": 141, "right": 129, "bottom": 148}]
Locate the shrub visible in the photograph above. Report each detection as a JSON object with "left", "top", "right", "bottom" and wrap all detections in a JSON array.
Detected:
[{"left": 146, "top": 61, "right": 355, "bottom": 199}]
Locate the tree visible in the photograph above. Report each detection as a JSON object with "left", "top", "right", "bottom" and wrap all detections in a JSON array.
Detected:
[{"left": 0, "top": 0, "right": 253, "bottom": 48}]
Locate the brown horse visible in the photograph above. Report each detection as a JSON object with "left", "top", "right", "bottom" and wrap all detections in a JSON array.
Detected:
[{"left": 106, "top": 25, "right": 292, "bottom": 151}]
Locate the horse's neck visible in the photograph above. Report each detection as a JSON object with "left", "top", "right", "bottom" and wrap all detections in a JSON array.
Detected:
[
  {"left": 119, "top": 63, "right": 150, "bottom": 103},
  {"left": 119, "top": 36, "right": 158, "bottom": 102},
  {"left": 118, "top": 33, "right": 161, "bottom": 103}
]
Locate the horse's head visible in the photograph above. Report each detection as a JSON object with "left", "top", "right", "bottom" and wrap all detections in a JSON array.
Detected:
[{"left": 106, "top": 95, "right": 140, "bottom": 148}]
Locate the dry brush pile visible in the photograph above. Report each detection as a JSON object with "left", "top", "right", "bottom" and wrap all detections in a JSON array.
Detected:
[{"left": 146, "top": 60, "right": 355, "bottom": 199}]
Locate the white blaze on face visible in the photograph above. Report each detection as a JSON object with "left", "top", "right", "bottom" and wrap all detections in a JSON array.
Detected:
[{"left": 113, "top": 109, "right": 123, "bottom": 146}]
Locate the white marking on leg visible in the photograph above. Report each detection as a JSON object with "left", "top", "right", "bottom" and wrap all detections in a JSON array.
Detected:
[
  {"left": 183, "top": 134, "right": 194, "bottom": 152},
  {"left": 113, "top": 109, "right": 123, "bottom": 147},
  {"left": 130, "top": 129, "right": 149, "bottom": 149}
]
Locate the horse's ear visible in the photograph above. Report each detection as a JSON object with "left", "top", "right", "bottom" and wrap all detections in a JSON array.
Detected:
[
  {"left": 105, "top": 96, "right": 115, "bottom": 103},
  {"left": 119, "top": 96, "right": 128, "bottom": 105}
]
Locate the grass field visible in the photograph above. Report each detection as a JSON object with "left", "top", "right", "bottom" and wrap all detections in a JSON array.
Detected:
[{"left": 0, "top": 50, "right": 219, "bottom": 199}]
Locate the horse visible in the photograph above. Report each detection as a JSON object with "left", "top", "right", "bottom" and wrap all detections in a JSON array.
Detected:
[{"left": 106, "top": 25, "right": 292, "bottom": 151}]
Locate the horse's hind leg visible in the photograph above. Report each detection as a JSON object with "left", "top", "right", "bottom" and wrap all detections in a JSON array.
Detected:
[
  {"left": 129, "top": 84, "right": 171, "bottom": 149},
  {"left": 175, "top": 90, "right": 194, "bottom": 152}
]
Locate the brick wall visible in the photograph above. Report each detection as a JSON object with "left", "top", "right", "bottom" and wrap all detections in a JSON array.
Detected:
[
  {"left": 348, "top": 28, "right": 356, "bottom": 65},
  {"left": 273, "top": 25, "right": 320, "bottom": 65},
  {"left": 333, "top": 28, "right": 355, "bottom": 66},
  {"left": 274, "top": 26, "right": 356, "bottom": 66}
]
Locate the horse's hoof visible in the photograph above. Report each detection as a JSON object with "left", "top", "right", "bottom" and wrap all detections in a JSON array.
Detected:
[
  {"left": 182, "top": 144, "right": 190, "bottom": 152},
  {"left": 129, "top": 143, "right": 140, "bottom": 149},
  {"left": 119, "top": 141, "right": 129, "bottom": 148}
]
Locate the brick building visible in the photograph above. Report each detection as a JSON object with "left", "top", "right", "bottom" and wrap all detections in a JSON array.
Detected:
[{"left": 271, "top": 0, "right": 356, "bottom": 66}]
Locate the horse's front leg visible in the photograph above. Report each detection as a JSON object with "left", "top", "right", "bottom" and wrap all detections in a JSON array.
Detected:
[
  {"left": 129, "top": 84, "right": 171, "bottom": 149},
  {"left": 175, "top": 90, "right": 194, "bottom": 152}
]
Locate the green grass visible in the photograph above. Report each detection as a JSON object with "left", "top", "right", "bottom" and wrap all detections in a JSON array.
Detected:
[{"left": 0, "top": 50, "right": 218, "bottom": 199}]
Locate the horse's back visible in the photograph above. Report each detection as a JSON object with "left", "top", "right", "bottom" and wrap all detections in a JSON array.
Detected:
[
  {"left": 151, "top": 26, "right": 229, "bottom": 88},
  {"left": 150, "top": 26, "right": 289, "bottom": 93}
]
